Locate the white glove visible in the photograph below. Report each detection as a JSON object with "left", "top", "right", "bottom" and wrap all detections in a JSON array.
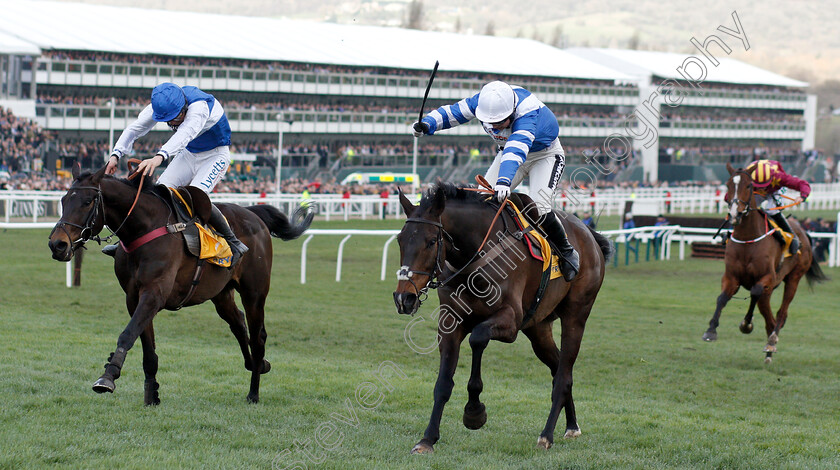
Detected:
[
  {"left": 494, "top": 184, "right": 511, "bottom": 203},
  {"left": 412, "top": 121, "right": 429, "bottom": 138}
]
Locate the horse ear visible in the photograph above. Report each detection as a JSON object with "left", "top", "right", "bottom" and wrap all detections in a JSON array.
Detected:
[
  {"left": 726, "top": 162, "right": 735, "bottom": 176},
  {"left": 71, "top": 162, "right": 81, "bottom": 180},
  {"left": 429, "top": 184, "right": 446, "bottom": 217},
  {"left": 398, "top": 187, "right": 416, "bottom": 216},
  {"left": 90, "top": 164, "right": 108, "bottom": 185}
]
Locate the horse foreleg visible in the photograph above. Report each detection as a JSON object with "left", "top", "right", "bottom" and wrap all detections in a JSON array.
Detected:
[
  {"left": 412, "top": 327, "right": 465, "bottom": 455},
  {"left": 93, "top": 292, "right": 163, "bottom": 395},
  {"left": 140, "top": 322, "right": 160, "bottom": 406},
  {"left": 462, "top": 310, "right": 518, "bottom": 431},
  {"left": 538, "top": 305, "right": 590, "bottom": 450},
  {"left": 704, "top": 276, "right": 739, "bottom": 341},
  {"left": 523, "top": 320, "right": 562, "bottom": 448}
]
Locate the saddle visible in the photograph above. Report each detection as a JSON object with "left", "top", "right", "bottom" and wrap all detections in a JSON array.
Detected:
[{"left": 156, "top": 185, "right": 232, "bottom": 267}]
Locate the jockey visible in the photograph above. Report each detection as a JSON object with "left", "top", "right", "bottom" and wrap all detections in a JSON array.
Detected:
[
  {"left": 103, "top": 82, "right": 248, "bottom": 266},
  {"left": 746, "top": 159, "right": 810, "bottom": 255},
  {"left": 413, "top": 80, "right": 579, "bottom": 281}
]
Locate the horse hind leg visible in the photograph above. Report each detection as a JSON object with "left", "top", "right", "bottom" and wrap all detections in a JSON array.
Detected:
[
  {"left": 240, "top": 290, "right": 269, "bottom": 404},
  {"left": 211, "top": 289, "right": 253, "bottom": 372},
  {"left": 522, "top": 321, "right": 568, "bottom": 449},
  {"left": 537, "top": 302, "right": 592, "bottom": 450},
  {"left": 740, "top": 285, "right": 763, "bottom": 334},
  {"left": 765, "top": 276, "right": 803, "bottom": 364}
]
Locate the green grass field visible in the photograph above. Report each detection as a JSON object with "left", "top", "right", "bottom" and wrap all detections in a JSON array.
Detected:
[{"left": 2, "top": 219, "right": 839, "bottom": 469}]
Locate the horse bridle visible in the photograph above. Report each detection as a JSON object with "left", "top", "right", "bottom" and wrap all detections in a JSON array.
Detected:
[
  {"left": 397, "top": 218, "right": 454, "bottom": 303},
  {"left": 729, "top": 170, "right": 756, "bottom": 223},
  {"left": 49, "top": 185, "right": 106, "bottom": 248}
]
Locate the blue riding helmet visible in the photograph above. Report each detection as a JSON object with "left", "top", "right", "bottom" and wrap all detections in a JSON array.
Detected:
[{"left": 151, "top": 83, "right": 186, "bottom": 122}]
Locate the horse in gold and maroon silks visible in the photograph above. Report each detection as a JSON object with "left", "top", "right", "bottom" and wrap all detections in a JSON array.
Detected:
[
  {"left": 48, "top": 164, "right": 313, "bottom": 404},
  {"left": 393, "top": 183, "right": 612, "bottom": 453},
  {"left": 703, "top": 163, "right": 828, "bottom": 363}
]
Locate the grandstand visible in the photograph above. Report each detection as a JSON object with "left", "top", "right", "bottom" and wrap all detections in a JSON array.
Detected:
[{"left": 0, "top": 0, "right": 817, "bottom": 187}]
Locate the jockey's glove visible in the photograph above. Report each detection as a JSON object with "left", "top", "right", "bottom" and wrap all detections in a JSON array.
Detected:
[
  {"left": 494, "top": 182, "right": 511, "bottom": 203},
  {"left": 412, "top": 121, "right": 430, "bottom": 137}
]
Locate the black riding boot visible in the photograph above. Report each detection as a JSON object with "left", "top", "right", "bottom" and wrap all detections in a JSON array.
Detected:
[
  {"left": 209, "top": 204, "right": 249, "bottom": 267},
  {"left": 771, "top": 212, "right": 799, "bottom": 255},
  {"left": 540, "top": 213, "right": 580, "bottom": 282},
  {"left": 102, "top": 243, "right": 118, "bottom": 257}
]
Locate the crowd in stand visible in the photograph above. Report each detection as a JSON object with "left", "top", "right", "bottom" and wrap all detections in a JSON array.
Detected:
[
  {"left": 41, "top": 50, "right": 629, "bottom": 89},
  {"left": 0, "top": 106, "right": 55, "bottom": 173}
]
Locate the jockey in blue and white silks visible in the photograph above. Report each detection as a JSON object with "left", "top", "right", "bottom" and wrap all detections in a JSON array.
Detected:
[
  {"left": 412, "top": 81, "right": 579, "bottom": 282},
  {"left": 104, "top": 82, "right": 247, "bottom": 266}
]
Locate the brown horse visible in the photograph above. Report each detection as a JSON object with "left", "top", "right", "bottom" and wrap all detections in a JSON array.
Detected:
[
  {"left": 48, "top": 164, "right": 313, "bottom": 404},
  {"left": 703, "top": 163, "right": 827, "bottom": 362},
  {"left": 393, "top": 183, "right": 611, "bottom": 452}
]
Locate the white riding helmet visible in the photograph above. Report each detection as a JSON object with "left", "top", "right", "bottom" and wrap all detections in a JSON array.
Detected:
[{"left": 475, "top": 81, "right": 518, "bottom": 123}]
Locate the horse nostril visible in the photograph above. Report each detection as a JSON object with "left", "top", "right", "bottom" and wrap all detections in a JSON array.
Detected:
[{"left": 404, "top": 293, "right": 417, "bottom": 307}]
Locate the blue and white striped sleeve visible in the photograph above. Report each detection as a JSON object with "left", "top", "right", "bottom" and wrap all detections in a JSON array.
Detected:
[
  {"left": 421, "top": 93, "right": 479, "bottom": 134},
  {"left": 496, "top": 111, "right": 539, "bottom": 184}
]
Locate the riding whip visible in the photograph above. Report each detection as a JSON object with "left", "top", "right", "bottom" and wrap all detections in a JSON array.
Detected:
[{"left": 418, "top": 60, "right": 439, "bottom": 122}]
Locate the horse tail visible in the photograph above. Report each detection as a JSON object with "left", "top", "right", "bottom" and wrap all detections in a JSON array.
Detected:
[
  {"left": 247, "top": 205, "right": 314, "bottom": 241},
  {"left": 805, "top": 256, "right": 830, "bottom": 287},
  {"left": 587, "top": 225, "right": 614, "bottom": 262}
]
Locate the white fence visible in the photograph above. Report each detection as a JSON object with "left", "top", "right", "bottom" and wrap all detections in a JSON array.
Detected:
[{"left": 4, "top": 182, "right": 840, "bottom": 224}]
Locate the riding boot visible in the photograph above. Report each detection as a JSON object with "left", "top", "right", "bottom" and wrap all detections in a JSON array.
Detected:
[
  {"left": 540, "top": 212, "right": 580, "bottom": 282},
  {"left": 209, "top": 204, "right": 249, "bottom": 267},
  {"left": 771, "top": 212, "right": 799, "bottom": 255},
  {"left": 102, "top": 243, "right": 118, "bottom": 257}
]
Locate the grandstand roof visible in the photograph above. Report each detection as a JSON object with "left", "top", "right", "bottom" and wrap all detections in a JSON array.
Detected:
[
  {"left": 0, "top": 0, "right": 632, "bottom": 83},
  {"left": 567, "top": 48, "right": 808, "bottom": 88},
  {"left": 0, "top": 30, "right": 40, "bottom": 55}
]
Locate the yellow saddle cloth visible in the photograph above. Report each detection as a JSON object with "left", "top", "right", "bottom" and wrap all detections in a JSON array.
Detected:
[
  {"left": 509, "top": 204, "right": 562, "bottom": 280},
  {"left": 170, "top": 188, "right": 233, "bottom": 268},
  {"left": 767, "top": 217, "right": 796, "bottom": 258}
]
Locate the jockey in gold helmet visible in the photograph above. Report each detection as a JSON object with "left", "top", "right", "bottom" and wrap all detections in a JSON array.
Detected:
[{"left": 745, "top": 159, "right": 810, "bottom": 254}]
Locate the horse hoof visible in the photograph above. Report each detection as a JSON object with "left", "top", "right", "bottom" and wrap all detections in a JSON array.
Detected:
[
  {"left": 564, "top": 428, "right": 582, "bottom": 439},
  {"left": 764, "top": 354, "right": 773, "bottom": 364},
  {"left": 411, "top": 440, "right": 434, "bottom": 454},
  {"left": 246, "top": 393, "right": 259, "bottom": 404},
  {"left": 144, "top": 381, "right": 160, "bottom": 406},
  {"left": 739, "top": 321, "right": 753, "bottom": 334},
  {"left": 92, "top": 377, "right": 115, "bottom": 394},
  {"left": 536, "top": 436, "right": 553, "bottom": 450},
  {"left": 463, "top": 402, "right": 487, "bottom": 430},
  {"left": 261, "top": 360, "right": 271, "bottom": 374},
  {"left": 702, "top": 331, "right": 717, "bottom": 342}
]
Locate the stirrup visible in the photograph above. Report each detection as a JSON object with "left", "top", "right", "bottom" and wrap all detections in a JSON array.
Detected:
[{"left": 102, "top": 243, "right": 118, "bottom": 257}]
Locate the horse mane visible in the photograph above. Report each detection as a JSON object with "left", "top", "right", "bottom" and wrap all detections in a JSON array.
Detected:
[{"left": 418, "top": 182, "right": 487, "bottom": 212}]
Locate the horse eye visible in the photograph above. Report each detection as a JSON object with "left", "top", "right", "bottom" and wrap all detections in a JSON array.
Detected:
[{"left": 427, "top": 239, "right": 437, "bottom": 247}]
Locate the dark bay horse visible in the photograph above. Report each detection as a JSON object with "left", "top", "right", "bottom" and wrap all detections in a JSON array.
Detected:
[
  {"left": 48, "top": 164, "right": 312, "bottom": 404},
  {"left": 703, "top": 163, "right": 827, "bottom": 362},
  {"left": 393, "top": 183, "right": 611, "bottom": 452}
]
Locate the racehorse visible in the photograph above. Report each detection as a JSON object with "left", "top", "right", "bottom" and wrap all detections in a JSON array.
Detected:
[
  {"left": 48, "top": 164, "right": 313, "bottom": 404},
  {"left": 393, "top": 183, "right": 611, "bottom": 452},
  {"left": 703, "top": 163, "right": 827, "bottom": 362}
]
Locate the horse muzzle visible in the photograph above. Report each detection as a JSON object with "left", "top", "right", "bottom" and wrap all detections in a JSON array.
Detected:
[
  {"left": 393, "top": 291, "right": 420, "bottom": 316},
  {"left": 48, "top": 238, "right": 74, "bottom": 262}
]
